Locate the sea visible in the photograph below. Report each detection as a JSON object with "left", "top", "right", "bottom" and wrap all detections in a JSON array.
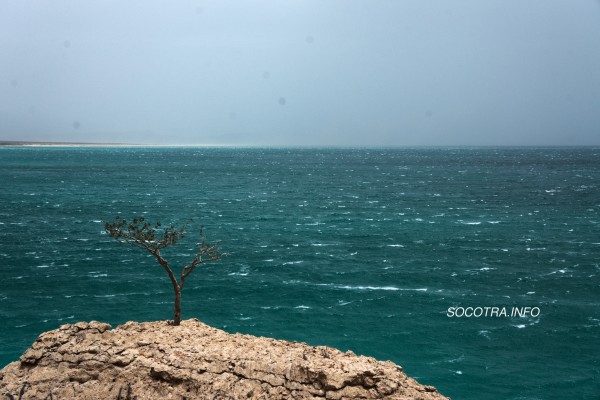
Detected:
[{"left": 0, "top": 147, "right": 598, "bottom": 399}]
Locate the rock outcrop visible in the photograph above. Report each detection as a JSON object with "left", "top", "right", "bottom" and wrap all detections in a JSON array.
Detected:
[{"left": 0, "top": 319, "right": 449, "bottom": 399}]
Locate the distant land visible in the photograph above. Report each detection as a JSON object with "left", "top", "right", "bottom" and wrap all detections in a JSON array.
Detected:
[
  {"left": 0, "top": 140, "right": 135, "bottom": 147},
  {"left": 0, "top": 141, "right": 236, "bottom": 147}
]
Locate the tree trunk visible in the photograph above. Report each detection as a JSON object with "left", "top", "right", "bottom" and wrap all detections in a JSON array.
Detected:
[{"left": 173, "top": 287, "right": 182, "bottom": 326}]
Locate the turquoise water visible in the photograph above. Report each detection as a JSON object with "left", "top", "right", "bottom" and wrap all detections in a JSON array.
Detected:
[{"left": 0, "top": 147, "right": 598, "bottom": 399}]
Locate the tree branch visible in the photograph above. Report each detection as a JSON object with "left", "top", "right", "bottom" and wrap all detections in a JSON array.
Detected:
[{"left": 104, "top": 215, "right": 224, "bottom": 325}]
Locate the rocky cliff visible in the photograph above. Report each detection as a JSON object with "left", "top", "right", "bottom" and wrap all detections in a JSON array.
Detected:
[{"left": 0, "top": 319, "right": 449, "bottom": 399}]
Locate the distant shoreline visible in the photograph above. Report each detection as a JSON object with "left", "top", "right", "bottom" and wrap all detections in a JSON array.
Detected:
[
  {"left": 0, "top": 141, "right": 137, "bottom": 147},
  {"left": 0, "top": 141, "right": 238, "bottom": 148}
]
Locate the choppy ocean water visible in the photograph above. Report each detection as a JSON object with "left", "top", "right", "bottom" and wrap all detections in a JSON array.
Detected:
[{"left": 0, "top": 147, "right": 598, "bottom": 399}]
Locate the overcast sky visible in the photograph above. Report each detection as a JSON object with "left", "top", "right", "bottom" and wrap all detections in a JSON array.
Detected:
[{"left": 1, "top": 1, "right": 599, "bottom": 146}]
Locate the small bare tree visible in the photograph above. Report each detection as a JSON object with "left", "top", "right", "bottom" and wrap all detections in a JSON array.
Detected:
[{"left": 104, "top": 216, "right": 223, "bottom": 326}]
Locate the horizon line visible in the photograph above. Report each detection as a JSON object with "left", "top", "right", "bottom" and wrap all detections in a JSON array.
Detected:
[{"left": 1, "top": 141, "right": 599, "bottom": 149}]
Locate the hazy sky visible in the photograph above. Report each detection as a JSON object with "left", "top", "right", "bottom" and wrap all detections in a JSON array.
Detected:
[{"left": 1, "top": 1, "right": 599, "bottom": 146}]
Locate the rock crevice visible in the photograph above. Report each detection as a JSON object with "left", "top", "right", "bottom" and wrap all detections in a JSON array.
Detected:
[{"left": 1, "top": 319, "right": 449, "bottom": 399}]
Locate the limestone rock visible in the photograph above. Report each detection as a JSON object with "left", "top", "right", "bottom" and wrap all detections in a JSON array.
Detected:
[{"left": 0, "top": 319, "right": 449, "bottom": 399}]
